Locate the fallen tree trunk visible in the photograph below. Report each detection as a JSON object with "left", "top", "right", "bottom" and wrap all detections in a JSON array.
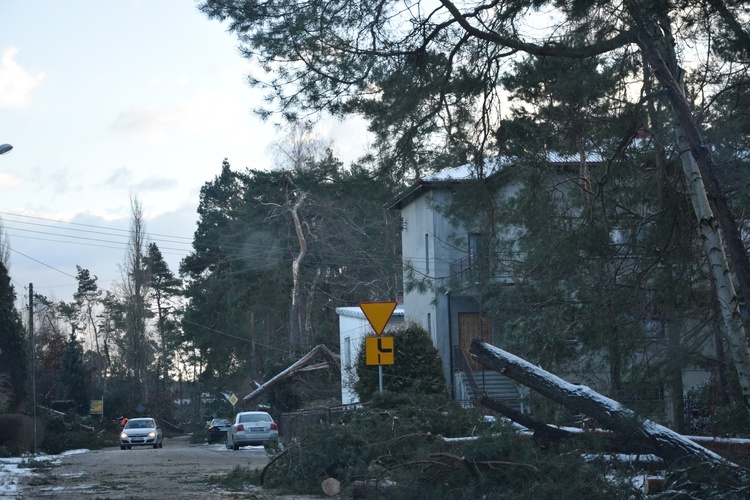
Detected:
[
  {"left": 470, "top": 339, "right": 736, "bottom": 466},
  {"left": 480, "top": 394, "right": 659, "bottom": 455},
  {"left": 481, "top": 393, "right": 750, "bottom": 459},
  {"left": 243, "top": 344, "right": 340, "bottom": 404},
  {"left": 478, "top": 394, "right": 573, "bottom": 440}
]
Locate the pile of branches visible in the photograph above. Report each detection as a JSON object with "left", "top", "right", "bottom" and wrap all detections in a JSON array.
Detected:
[{"left": 259, "top": 392, "right": 635, "bottom": 499}]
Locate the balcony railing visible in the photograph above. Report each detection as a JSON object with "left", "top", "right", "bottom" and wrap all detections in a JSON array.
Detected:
[{"left": 449, "top": 253, "right": 517, "bottom": 286}]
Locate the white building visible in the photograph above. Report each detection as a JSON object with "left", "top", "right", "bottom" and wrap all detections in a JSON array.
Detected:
[{"left": 336, "top": 304, "right": 404, "bottom": 404}]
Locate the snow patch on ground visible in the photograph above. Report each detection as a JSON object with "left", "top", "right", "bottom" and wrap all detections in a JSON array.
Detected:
[{"left": 0, "top": 450, "right": 91, "bottom": 497}]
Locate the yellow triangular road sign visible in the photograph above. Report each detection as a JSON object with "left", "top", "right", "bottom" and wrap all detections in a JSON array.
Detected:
[{"left": 360, "top": 301, "right": 397, "bottom": 335}]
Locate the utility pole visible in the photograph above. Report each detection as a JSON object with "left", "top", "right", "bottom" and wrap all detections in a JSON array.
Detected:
[{"left": 28, "top": 283, "right": 37, "bottom": 454}]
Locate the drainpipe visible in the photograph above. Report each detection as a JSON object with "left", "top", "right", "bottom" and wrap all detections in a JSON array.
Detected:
[{"left": 446, "top": 290, "right": 454, "bottom": 399}]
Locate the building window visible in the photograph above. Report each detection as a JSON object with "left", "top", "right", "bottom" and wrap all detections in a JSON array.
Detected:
[
  {"left": 425, "top": 233, "right": 430, "bottom": 274},
  {"left": 344, "top": 337, "right": 351, "bottom": 369},
  {"left": 468, "top": 233, "right": 482, "bottom": 263}
]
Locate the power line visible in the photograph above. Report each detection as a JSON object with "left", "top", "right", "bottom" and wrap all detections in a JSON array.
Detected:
[
  {"left": 0, "top": 210, "right": 403, "bottom": 262},
  {"left": 4, "top": 220, "right": 401, "bottom": 270},
  {"left": 8, "top": 247, "right": 77, "bottom": 279},
  {"left": 0, "top": 211, "right": 194, "bottom": 242},
  {"left": 6, "top": 231, "right": 188, "bottom": 256}
]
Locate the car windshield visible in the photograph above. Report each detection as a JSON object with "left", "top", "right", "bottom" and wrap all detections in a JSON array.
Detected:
[
  {"left": 125, "top": 419, "right": 154, "bottom": 429},
  {"left": 212, "top": 419, "right": 231, "bottom": 426},
  {"left": 239, "top": 413, "right": 272, "bottom": 423}
]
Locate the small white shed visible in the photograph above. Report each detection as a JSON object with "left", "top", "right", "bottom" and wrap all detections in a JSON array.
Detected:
[{"left": 337, "top": 304, "right": 404, "bottom": 404}]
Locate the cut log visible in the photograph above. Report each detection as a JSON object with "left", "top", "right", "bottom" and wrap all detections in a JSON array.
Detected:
[
  {"left": 470, "top": 339, "right": 736, "bottom": 466},
  {"left": 321, "top": 477, "right": 341, "bottom": 496},
  {"left": 642, "top": 476, "right": 664, "bottom": 494}
]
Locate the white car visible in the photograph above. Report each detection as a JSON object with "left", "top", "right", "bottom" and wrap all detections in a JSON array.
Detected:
[
  {"left": 120, "top": 417, "right": 163, "bottom": 450},
  {"left": 226, "top": 411, "right": 278, "bottom": 450}
]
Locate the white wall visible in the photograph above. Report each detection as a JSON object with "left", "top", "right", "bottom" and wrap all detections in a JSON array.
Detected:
[{"left": 337, "top": 305, "right": 404, "bottom": 404}]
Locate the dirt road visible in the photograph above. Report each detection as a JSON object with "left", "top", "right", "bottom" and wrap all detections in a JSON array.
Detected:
[{"left": 17, "top": 436, "right": 309, "bottom": 499}]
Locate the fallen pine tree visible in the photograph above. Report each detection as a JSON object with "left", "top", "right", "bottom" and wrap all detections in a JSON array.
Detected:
[
  {"left": 478, "top": 394, "right": 750, "bottom": 461},
  {"left": 470, "top": 339, "right": 746, "bottom": 468}
]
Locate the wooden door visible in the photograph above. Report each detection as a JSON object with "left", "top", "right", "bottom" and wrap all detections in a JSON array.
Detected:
[{"left": 458, "top": 312, "right": 492, "bottom": 370}]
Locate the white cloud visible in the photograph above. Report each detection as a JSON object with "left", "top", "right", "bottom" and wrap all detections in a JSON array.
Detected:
[
  {"left": 109, "top": 106, "right": 185, "bottom": 141},
  {"left": 0, "top": 47, "right": 45, "bottom": 109},
  {"left": 133, "top": 176, "right": 178, "bottom": 192},
  {"left": 108, "top": 86, "right": 257, "bottom": 142},
  {"left": 104, "top": 167, "right": 136, "bottom": 185},
  {"left": 0, "top": 172, "right": 21, "bottom": 188}
]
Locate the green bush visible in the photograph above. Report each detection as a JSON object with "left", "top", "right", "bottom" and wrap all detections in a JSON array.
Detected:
[
  {"left": 42, "top": 427, "right": 112, "bottom": 454},
  {"left": 40, "top": 411, "right": 115, "bottom": 454},
  {"left": 684, "top": 382, "right": 750, "bottom": 439},
  {"left": 0, "top": 444, "right": 23, "bottom": 458},
  {"left": 354, "top": 322, "right": 447, "bottom": 401},
  {"left": 262, "top": 416, "right": 371, "bottom": 494}
]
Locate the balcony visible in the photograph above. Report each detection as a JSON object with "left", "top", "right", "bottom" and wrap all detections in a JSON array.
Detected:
[{"left": 449, "top": 253, "right": 517, "bottom": 287}]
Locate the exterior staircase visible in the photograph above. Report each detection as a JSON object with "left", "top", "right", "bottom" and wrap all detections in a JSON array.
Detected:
[
  {"left": 453, "top": 346, "right": 522, "bottom": 410},
  {"left": 455, "top": 369, "right": 522, "bottom": 410}
]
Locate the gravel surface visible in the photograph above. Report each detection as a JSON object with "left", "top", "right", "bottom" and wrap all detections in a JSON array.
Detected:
[{"left": 16, "top": 436, "right": 323, "bottom": 499}]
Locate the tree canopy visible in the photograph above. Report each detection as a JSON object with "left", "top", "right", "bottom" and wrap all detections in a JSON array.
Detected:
[
  {"left": 199, "top": 0, "right": 750, "bottom": 417},
  {"left": 199, "top": 0, "right": 749, "bottom": 173},
  {"left": 180, "top": 156, "right": 402, "bottom": 400}
]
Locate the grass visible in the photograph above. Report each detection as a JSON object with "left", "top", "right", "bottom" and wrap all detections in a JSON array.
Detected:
[
  {"left": 205, "top": 465, "right": 262, "bottom": 491},
  {"left": 17, "top": 457, "right": 56, "bottom": 472}
]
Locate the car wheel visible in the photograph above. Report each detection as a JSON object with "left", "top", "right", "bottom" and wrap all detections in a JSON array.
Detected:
[
  {"left": 153, "top": 443, "right": 158, "bottom": 449},
  {"left": 120, "top": 445, "right": 126, "bottom": 450},
  {"left": 225, "top": 438, "right": 231, "bottom": 450},
  {"left": 232, "top": 440, "right": 240, "bottom": 451},
  {"left": 159, "top": 440, "right": 163, "bottom": 448},
  {"left": 127, "top": 446, "right": 132, "bottom": 450}
]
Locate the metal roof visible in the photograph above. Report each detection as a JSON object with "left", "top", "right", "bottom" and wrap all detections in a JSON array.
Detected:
[
  {"left": 388, "top": 152, "right": 605, "bottom": 210},
  {"left": 422, "top": 157, "right": 509, "bottom": 182},
  {"left": 335, "top": 305, "right": 404, "bottom": 319}
]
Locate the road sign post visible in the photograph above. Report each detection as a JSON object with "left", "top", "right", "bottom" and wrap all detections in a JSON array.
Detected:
[
  {"left": 225, "top": 393, "right": 238, "bottom": 412},
  {"left": 360, "top": 301, "right": 397, "bottom": 393}
]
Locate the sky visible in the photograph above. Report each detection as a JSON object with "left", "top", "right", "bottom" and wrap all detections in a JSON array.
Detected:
[{"left": 0, "top": 1, "right": 368, "bottom": 307}]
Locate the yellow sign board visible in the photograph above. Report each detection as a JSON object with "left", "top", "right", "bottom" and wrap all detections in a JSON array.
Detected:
[
  {"left": 365, "top": 336, "right": 394, "bottom": 365},
  {"left": 360, "top": 301, "right": 397, "bottom": 335},
  {"left": 90, "top": 399, "right": 103, "bottom": 415}
]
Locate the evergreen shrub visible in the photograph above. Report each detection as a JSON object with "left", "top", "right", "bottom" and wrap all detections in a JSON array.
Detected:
[{"left": 354, "top": 322, "right": 447, "bottom": 401}]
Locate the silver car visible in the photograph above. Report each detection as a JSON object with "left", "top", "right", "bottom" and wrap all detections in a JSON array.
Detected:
[
  {"left": 120, "top": 417, "right": 163, "bottom": 450},
  {"left": 226, "top": 411, "right": 278, "bottom": 450}
]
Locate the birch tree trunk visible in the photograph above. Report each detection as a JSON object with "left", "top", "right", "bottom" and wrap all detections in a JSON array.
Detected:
[
  {"left": 289, "top": 191, "right": 307, "bottom": 352},
  {"left": 636, "top": 26, "right": 750, "bottom": 416}
]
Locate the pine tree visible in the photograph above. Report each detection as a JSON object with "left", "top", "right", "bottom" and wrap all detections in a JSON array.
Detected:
[
  {"left": 0, "top": 261, "right": 27, "bottom": 412},
  {"left": 60, "top": 330, "right": 90, "bottom": 415}
]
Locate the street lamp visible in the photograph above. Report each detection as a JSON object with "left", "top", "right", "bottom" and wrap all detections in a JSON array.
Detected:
[
  {"left": 28, "top": 282, "right": 47, "bottom": 455},
  {"left": 0, "top": 144, "right": 12, "bottom": 155}
]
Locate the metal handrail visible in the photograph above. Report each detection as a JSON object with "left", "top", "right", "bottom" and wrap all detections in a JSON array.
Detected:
[{"left": 453, "top": 346, "right": 483, "bottom": 405}]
